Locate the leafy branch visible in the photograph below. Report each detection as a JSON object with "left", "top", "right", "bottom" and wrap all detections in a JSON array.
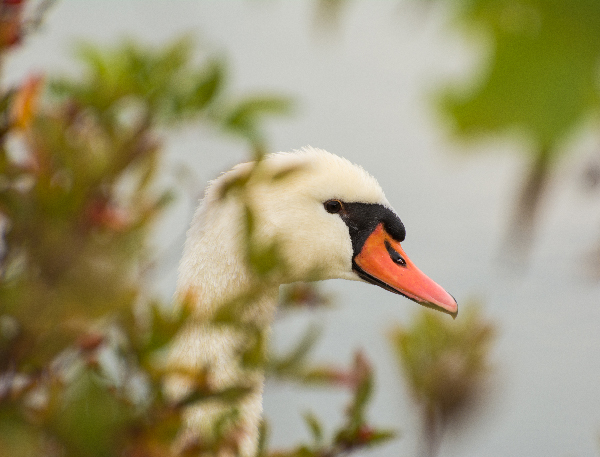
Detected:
[{"left": 0, "top": 8, "right": 391, "bottom": 456}]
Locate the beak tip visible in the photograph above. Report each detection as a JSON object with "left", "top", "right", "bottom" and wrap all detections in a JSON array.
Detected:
[
  {"left": 429, "top": 293, "right": 458, "bottom": 319},
  {"left": 449, "top": 294, "right": 458, "bottom": 319},
  {"left": 403, "top": 293, "right": 460, "bottom": 319},
  {"left": 417, "top": 294, "right": 458, "bottom": 319},
  {"left": 443, "top": 304, "right": 458, "bottom": 320}
]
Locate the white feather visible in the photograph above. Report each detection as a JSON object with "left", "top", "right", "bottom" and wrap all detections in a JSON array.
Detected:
[{"left": 167, "top": 147, "right": 391, "bottom": 456}]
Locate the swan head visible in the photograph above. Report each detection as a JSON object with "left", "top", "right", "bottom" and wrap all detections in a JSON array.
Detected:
[{"left": 211, "top": 147, "right": 458, "bottom": 317}]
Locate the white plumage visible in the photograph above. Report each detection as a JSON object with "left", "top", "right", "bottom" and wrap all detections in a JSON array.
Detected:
[{"left": 167, "top": 147, "right": 456, "bottom": 456}]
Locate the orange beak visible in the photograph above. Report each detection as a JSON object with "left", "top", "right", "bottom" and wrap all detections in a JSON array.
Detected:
[{"left": 354, "top": 224, "right": 458, "bottom": 317}]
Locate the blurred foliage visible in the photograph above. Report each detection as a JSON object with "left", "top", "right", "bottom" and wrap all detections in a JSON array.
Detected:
[
  {"left": 444, "top": 0, "right": 600, "bottom": 148},
  {"left": 442, "top": 0, "right": 600, "bottom": 149},
  {"left": 389, "top": 305, "right": 495, "bottom": 457},
  {"left": 314, "top": 0, "right": 350, "bottom": 30},
  {"left": 204, "top": 279, "right": 395, "bottom": 455},
  {"left": 265, "top": 352, "right": 395, "bottom": 457},
  {"left": 51, "top": 35, "right": 293, "bottom": 156},
  {"left": 436, "top": 0, "right": 600, "bottom": 253},
  {"left": 0, "top": 3, "right": 392, "bottom": 456},
  {"left": 1, "top": 29, "right": 294, "bottom": 375}
]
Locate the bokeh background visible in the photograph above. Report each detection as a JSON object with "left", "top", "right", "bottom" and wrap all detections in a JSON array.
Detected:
[{"left": 4, "top": 1, "right": 600, "bottom": 456}]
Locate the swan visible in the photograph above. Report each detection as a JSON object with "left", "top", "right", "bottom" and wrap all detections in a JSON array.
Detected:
[{"left": 167, "top": 147, "right": 457, "bottom": 456}]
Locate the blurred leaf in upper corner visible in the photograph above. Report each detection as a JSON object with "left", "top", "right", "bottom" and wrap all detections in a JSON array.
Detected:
[
  {"left": 436, "top": 0, "right": 600, "bottom": 256},
  {"left": 389, "top": 304, "right": 495, "bottom": 449},
  {"left": 440, "top": 0, "right": 600, "bottom": 151},
  {"left": 314, "top": 0, "right": 351, "bottom": 30}
]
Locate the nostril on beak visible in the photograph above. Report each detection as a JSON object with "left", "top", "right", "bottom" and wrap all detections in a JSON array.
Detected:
[{"left": 384, "top": 240, "right": 406, "bottom": 266}]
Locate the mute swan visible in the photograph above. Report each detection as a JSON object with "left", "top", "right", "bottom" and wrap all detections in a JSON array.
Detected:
[{"left": 167, "top": 147, "right": 457, "bottom": 456}]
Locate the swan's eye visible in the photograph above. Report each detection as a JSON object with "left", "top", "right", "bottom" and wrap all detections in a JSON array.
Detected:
[{"left": 324, "top": 199, "right": 342, "bottom": 214}]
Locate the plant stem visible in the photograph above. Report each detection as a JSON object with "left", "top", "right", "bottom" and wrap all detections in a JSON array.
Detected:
[{"left": 504, "top": 147, "right": 552, "bottom": 262}]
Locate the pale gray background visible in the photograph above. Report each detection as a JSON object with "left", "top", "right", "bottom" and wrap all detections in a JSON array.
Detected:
[{"left": 7, "top": 2, "right": 600, "bottom": 456}]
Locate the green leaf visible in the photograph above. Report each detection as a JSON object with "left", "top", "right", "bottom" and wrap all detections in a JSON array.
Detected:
[
  {"left": 440, "top": 0, "right": 600, "bottom": 150},
  {"left": 176, "top": 385, "right": 254, "bottom": 408},
  {"left": 364, "top": 429, "right": 397, "bottom": 446},
  {"left": 188, "top": 58, "right": 225, "bottom": 110},
  {"left": 48, "top": 370, "right": 132, "bottom": 457},
  {"left": 302, "top": 411, "right": 324, "bottom": 446},
  {"left": 223, "top": 95, "right": 294, "bottom": 145},
  {"left": 139, "top": 301, "right": 190, "bottom": 356},
  {"left": 242, "top": 327, "right": 268, "bottom": 368},
  {"left": 255, "top": 420, "right": 269, "bottom": 457},
  {"left": 344, "top": 351, "right": 373, "bottom": 431},
  {"left": 0, "top": 406, "right": 42, "bottom": 457}
]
